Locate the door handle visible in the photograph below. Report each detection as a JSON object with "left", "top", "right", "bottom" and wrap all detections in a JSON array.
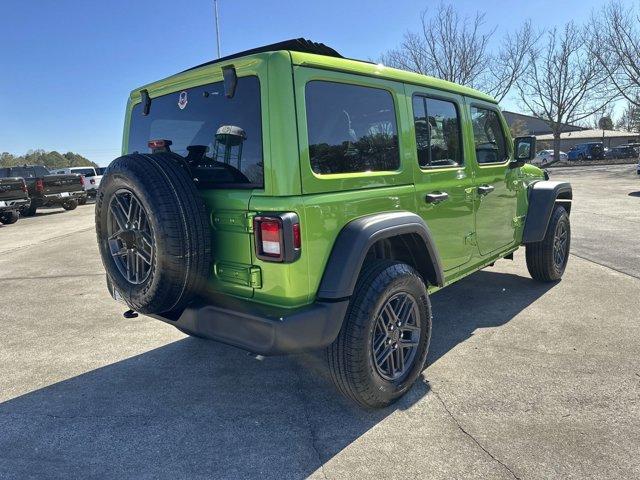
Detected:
[
  {"left": 477, "top": 185, "right": 495, "bottom": 196},
  {"left": 425, "top": 191, "right": 449, "bottom": 204}
]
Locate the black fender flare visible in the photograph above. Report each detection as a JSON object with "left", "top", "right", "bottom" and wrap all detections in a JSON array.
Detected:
[
  {"left": 317, "top": 211, "right": 445, "bottom": 300},
  {"left": 522, "top": 181, "right": 572, "bottom": 243}
]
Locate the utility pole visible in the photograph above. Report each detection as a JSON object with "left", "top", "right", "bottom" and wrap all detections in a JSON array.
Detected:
[{"left": 214, "top": 0, "right": 221, "bottom": 59}]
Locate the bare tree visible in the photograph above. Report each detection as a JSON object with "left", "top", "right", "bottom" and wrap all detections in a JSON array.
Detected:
[
  {"left": 591, "top": 1, "right": 640, "bottom": 107},
  {"left": 615, "top": 100, "right": 640, "bottom": 132},
  {"left": 380, "top": 3, "right": 535, "bottom": 102},
  {"left": 516, "top": 22, "right": 611, "bottom": 161}
]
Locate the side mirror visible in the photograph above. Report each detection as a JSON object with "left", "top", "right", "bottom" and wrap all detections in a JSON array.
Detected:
[{"left": 511, "top": 135, "right": 536, "bottom": 168}]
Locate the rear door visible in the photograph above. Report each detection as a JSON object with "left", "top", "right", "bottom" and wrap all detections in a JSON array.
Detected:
[
  {"left": 408, "top": 88, "right": 476, "bottom": 271},
  {"left": 126, "top": 75, "right": 265, "bottom": 298},
  {"left": 468, "top": 102, "right": 520, "bottom": 255}
]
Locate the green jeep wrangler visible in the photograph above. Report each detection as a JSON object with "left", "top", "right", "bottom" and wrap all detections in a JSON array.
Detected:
[{"left": 96, "top": 39, "right": 572, "bottom": 408}]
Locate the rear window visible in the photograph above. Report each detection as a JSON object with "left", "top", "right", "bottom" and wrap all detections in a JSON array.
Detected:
[
  {"left": 71, "top": 168, "right": 95, "bottom": 177},
  {"left": 305, "top": 81, "right": 399, "bottom": 175},
  {"left": 128, "top": 76, "right": 263, "bottom": 188},
  {"left": 2, "top": 166, "right": 49, "bottom": 178}
]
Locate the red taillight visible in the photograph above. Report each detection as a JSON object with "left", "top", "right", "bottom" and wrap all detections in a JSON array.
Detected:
[
  {"left": 254, "top": 214, "right": 301, "bottom": 262},
  {"left": 35, "top": 179, "right": 44, "bottom": 193},
  {"left": 21, "top": 180, "right": 27, "bottom": 193},
  {"left": 79, "top": 174, "right": 85, "bottom": 186},
  {"left": 292, "top": 223, "right": 301, "bottom": 249},
  {"left": 258, "top": 219, "right": 282, "bottom": 258}
]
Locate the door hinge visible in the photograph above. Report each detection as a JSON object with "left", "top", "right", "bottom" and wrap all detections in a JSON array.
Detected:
[
  {"left": 512, "top": 215, "right": 526, "bottom": 228},
  {"left": 216, "top": 263, "right": 262, "bottom": 288},
  {"left": 245, "top": 212, "right": 256, "bottom": 233},
  {"left": 464, "top": 232, "right": 477, "bottom": 246},
  {"left": 249, "top": 266, "right": 262, "bottom": 288}
]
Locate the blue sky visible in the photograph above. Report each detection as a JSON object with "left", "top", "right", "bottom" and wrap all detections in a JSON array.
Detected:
[{"left": 1, "top": 0, "right": 606, "bottom": 166}]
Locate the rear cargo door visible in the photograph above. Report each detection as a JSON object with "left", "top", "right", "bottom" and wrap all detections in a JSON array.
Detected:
[{"left": 125, "top": 75, "right": 265, "bottom": 298}]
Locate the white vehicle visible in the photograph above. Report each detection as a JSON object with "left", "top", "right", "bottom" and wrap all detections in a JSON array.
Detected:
[
  {"left": 532, "top": 149, "right": 568, "bottom": 165},
  {"left": 50, "top": 167, "right": 102, "bottom": 197}
]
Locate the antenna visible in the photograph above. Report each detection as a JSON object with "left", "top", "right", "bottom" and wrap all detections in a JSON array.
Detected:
[{"left": 214, "top": 0, "right": 221, "bottom": 59}]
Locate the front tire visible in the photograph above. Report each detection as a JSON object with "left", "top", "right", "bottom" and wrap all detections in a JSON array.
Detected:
[
  {"left": 327, "top": 260, "right": 432, "bottom": 409},
  {"left": 526, "top": 205, "right": 570, "bottom": 282},
  {"left": 0, "top": 211, "right": 19, "bottom": 224}
]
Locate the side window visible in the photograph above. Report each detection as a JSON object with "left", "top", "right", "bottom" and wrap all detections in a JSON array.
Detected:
[
  {"left": 305, "top": 81, "right": 399, "bottom": 174},
  {"left": 412, "top": 96, "right": 462, "bottom": 168},
  {"left": 470, "top": 107, "right": 508, "bottom": 164}
]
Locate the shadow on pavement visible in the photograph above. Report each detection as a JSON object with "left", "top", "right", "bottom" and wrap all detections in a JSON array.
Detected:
[{"left": 0, "top": 269, "right": 555, "bottom": 479}]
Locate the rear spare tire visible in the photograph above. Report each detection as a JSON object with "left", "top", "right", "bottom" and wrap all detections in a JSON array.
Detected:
[{"left": 95, "top": 153, "right": 212, "bottom": 314}]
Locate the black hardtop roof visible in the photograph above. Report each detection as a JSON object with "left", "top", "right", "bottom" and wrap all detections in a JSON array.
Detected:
[{"left": 183, "top": 38, "right": 343, "bottom": 72}]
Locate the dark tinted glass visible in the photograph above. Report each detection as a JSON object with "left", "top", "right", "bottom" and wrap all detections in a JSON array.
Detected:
[
  {"left": 305, "top": 81, "right": 399, "bottom": 174},
  {"left": 412, "top": 96, "right": 462, "bottom": 168},
  {"left": 72, "top": 168, "right": 95, "bottom": 177},
  {"left": 471, "top": 107, "right": 508, "bottom": 164},
  {"left": 128, "top": 76, "right": 263, "bottom": 187},
  {"left": 8, "top": 167, "right": 42, "bottom": 178}
]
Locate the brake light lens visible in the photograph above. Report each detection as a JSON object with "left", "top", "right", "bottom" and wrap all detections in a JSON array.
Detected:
[
  {"left": 35, "top": 179, "right": 44, "bottom": 193},
  {"left": 253, "top": 214, "right": 301, "bottom": 262},
  {"left": 257, "top": 218, "right": 282, "bottom": 258},
  {"left": 79, "top": 174, "right": 85, "bottom": 186}
]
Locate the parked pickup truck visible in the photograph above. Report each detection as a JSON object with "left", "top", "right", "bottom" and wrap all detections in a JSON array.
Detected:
[
  {"left": 0, "top": 177, "right": 30, "bottom": 225},
  {"left": 0, "top": 165, "right": 86, "bottom": 216},
  {"left": 50, "top": 166, "right": 102, "bottom": 198}
]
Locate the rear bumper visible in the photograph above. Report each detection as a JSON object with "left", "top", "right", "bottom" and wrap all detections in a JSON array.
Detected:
[
  {"left": 0, "top": 198, "right": 30, "bottom": 211},
  {"left": 40, "top": 191, "right": 86, "bottom": 205},
  {"left": 150, "top": 295, "right": 349, "bottom": 356}
]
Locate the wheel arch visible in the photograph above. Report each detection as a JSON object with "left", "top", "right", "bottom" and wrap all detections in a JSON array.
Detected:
[
  {"left": 317, "top": 212, "right": 445, "bottom": 300},
  {"left": 522, "top": 180, "right": 572, "bottom": 244}
]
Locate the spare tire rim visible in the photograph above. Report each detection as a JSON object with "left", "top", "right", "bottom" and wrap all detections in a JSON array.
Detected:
[
  {"left": 107, "top": 189, "right": 154, "bottom": 285},
  {"left": 372, "top": 292, "right": 421, "bottom": 381},
  {"left": 553, "top": 221, "right": 568, "bottom": 270}
]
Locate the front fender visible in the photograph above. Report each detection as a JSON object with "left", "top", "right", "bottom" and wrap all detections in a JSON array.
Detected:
[{"left": 522, "top": 181, "right": 572, "bottom": 243}]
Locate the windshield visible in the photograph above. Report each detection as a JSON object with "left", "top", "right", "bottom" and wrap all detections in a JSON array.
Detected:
[{"left": 128, "top": 76, "right": 263, "bottom": 188}]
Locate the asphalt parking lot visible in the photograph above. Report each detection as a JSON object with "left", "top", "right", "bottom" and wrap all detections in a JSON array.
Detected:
[{"left": 0, "top": 164, "right": 639, "bottom": 479}]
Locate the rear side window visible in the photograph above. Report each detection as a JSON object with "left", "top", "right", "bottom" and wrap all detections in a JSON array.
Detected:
[
  {"left": 470, "top": 107, "right": 508, "bottom": 164},
  {"left": 128, "top": 76, "right": 263, "bottom": 188},
  {"left": 412, "top": 96, "right": 462, "bottom": 168},
  {"left": 305, "top": 81, "right": 399, "bottom": 174}
]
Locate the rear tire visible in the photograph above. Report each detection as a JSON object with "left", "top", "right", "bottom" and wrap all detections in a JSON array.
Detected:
[
  {"left": 21, "top": 205, "right": 37, "bottom": 217},
  {"left": 78, "top": 197, "right": 87, "bottom": 206},
  {"left": 96, "top": 153, "right": 212, "bottom": 315},
  {"left": 326, "top": 260, "right": 432, "bottom": 409},
  {"left": 526, "top": 205, "right": 570, "bottom": 282},
  {"left": 0, "top": 211, "right": 19, "bottom": 225},
  {"left": 62, "top": 200, "right": 78, "bottom": 210}
]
